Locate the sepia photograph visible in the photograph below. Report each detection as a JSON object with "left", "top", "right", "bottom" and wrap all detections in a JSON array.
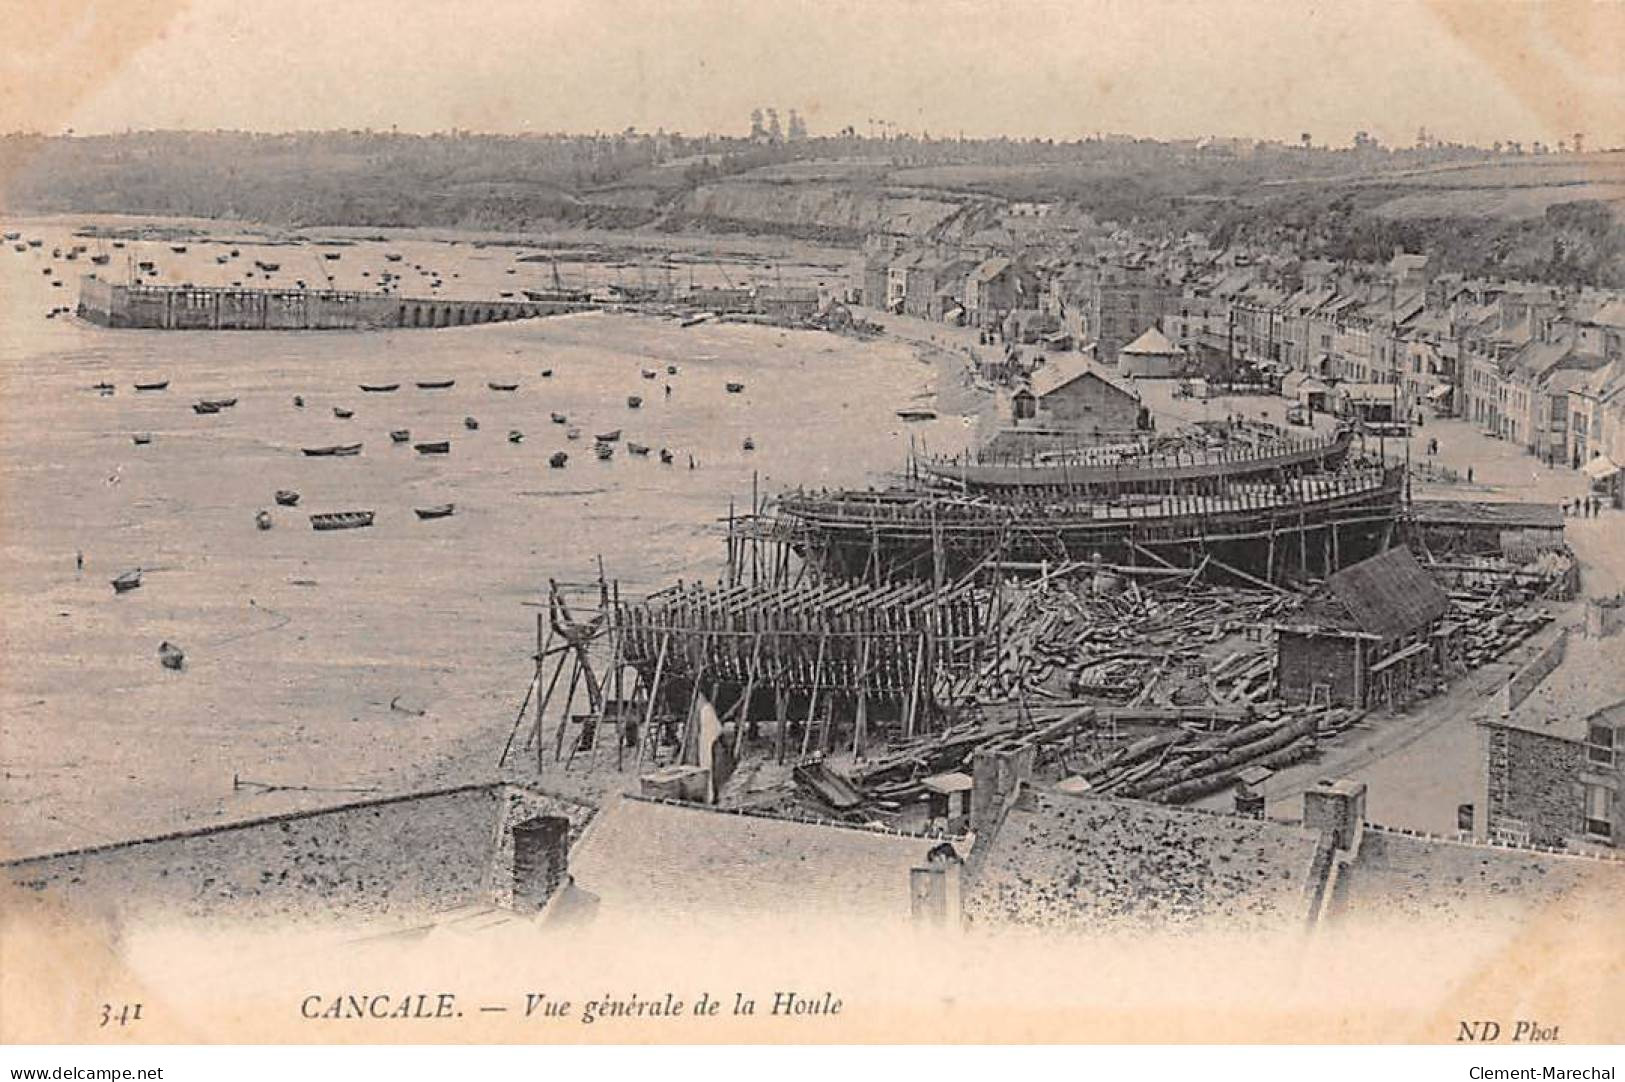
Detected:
[{"left": 1, "top": 0, "right": 1622, "bottom": 1073}]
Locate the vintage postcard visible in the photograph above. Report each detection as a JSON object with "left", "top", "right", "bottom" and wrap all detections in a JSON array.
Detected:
[{"left": 1, "top": 0, "right": 1622, "bottom": 1061}]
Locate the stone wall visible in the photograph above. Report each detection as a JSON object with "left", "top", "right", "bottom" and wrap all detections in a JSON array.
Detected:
[
  {"left": 1278, "top": 631, "right": 1362, "bottom": 707},
  {"left": 1499, "top": 626, "right": 1569, "bottom": 713},
  {"left": 1485, "top": 724, "right": 1584, "bottom": 846}
]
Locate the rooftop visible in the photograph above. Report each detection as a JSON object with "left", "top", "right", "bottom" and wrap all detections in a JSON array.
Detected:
[
  {"left": 1489, "top": 635, "right": 1625, "bottom": 743},
  {"left": 1305, "top": 546, "right": 1450, "bottom": 641}
]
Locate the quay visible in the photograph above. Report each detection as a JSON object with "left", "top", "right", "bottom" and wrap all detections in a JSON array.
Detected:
[{"left": 76, "top": 277, "right": 590, "bottom": 330}]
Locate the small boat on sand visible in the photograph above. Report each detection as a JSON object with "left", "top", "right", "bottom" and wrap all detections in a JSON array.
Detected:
[
  {"left": 550, "top": 412, "right": 567, "bottom": 424},
  {"left": 641, "top": 369, "right": 657, "bottom": 379},
  {"left": 193, "top": 401, "right": 220, "bottom": 415},
  {"left": 895, "top": 408, "right": 938, "bottom": 422},
  {"left": 131, "top": 433, "right": 153, "bottom": 446},
  {"left": 627, "top": 442, "right": 650, "bottom": 456},
  {"left": 390, "top": 429, "right": 411, "bottom": 443},
  {"left": 595, "top": 428, "right": 621, "bottom": 442},
  {"left": 202, "top": 397, "right": 237, "bottom": 410},
  {"left": 627, "top": 395, "right": 642, "bottom": 409},
  {"left": 255, "top": 510, "right": 273, "bottom": 531},
  {"left": 666, "top": 364, "right": 678, "bottom": 375},
  {"left": 384, "top": 253, "right": 403, "bottom": 262},
  {"left": 488, "top": 381, "right": 519, "bottom": 392},
  {"left": 323, "top": 252, "right": 341, "bottom": 261},
  {"left": 111, "top": 569, "right": 143, "bottom": 593},
  {"left": 743, "top": 436, "right": 756, "bottom": 451},
  {"left": 359, "top": 383, "right": 399, "bottom": 393},
  {"left": 159, "top": 641, "right": 185, "bottom": 670},
  {"left": 508, "top": 430, "right": 524, "bottom": 444},
  {"left": 414, "top": 503, "right": 455, "bottom": 520},
  {"left": 333, "top": 407, "right": 354, "bottom": 419},
  {"left": 274, "top": 490, "right": 300, "bottom": 506},
  {"left": 170, "top": 245, "right": 188, "bottom": 253},
  {"left": 90, "top": 253, "right": 110, "bottom": 265},
  {"left": 464, "top": 416, "right": 479, "bottom": 430},
  {"left": 414, "top": 441, "right": 451, "bottom": 455},
  {"left": 292, "top": 395, "right": 305, "bottom": 408},
  {"left": 310, "top": 510, "right": 375, "bottom": 531},
  {"left": 595, "top": 443, "right": 614, "bottom": 461},
  {"left": 301, "top": 443, "right": 363, "bottom": 457},
  {"left": 659, "top": 448, "right": 674, "bottom": 464},
  {"left": 416, "top": 379, "right": 455, "bottom": 390},
  {"left": 549, "top": 451, "right": 569, "bottom": 468},
  {"left": 134, "top": 379, "right": 169, "bottom": 391},
  {"left": 565, "top": 427, "right": 581, "bottom": 441},
  {"left": 540, "top": 368, "right": 553, "bottom": 378},
  {"left": 726, "top": 381, "right": 745, "bottom": 393}
]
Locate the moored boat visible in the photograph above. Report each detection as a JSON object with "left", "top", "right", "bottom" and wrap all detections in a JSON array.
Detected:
[
  {"left": 464, "top": 416, "right": 479, "bottom": 430},
  {"left": 540, "top": 368, "right": 553, "bottom": 378},
  {"left": 193, "top": 401, "right": 220, "bottom": 415},
  {"left": 255, "top": 510, "right": 273, "bottom": 530},
  {"left": 384, "top": 253, "right": 403, "bottom": 262},
  {"left": 111, "top": 569, "right": 143, "bottom": 593},
  {"left": 659, "top": 448, "right": 673, "bottom": 464},
  {"left": 550, "top": 412, "right": 567, "bottom": 424},
  {"left": 90, "top": 253, "right": 110, "bottom": 265},
  {"left": 595, "top": 428, "right": 621, "bottom": 442},
  {"left": 414, "top": 503, "right": 455, "bottom": 520},
  {"left": 565, "top": 427, "right": 581, "bottom": 441},
  {"left": 743, "top": 436, "right": 756, "bottom": 451},
  {"left": 159, "top": 641, "right": 185, "bottom": 670},
  {"left": 310, "top": 510, "right": 375, "bottom": 531},
  {"left": 333, "top": 407, "right": 354, "bottom": 419},
  {"left": 416, "top": 379, "right": 455, "bottom": 389},
  {"left": 488, "top": 381, "right": 519, "bottom": 391},
  {"left": 293, "top": 395, "right": 305, "bottom": 408},
  {"left": 131, "top": 433, "right": 153, "bottom": 446},
  {"left": 508, "top": 430, "right": 524, "bottom": 444},
  {"left": 549, "top": 451, "right": 569, "bottom": 468},
  {"left": 274, "top": 490, "right": 300, "bottom": 506},
  {"left": 726, "top": 381, "right": 745, "bottom": 393},
  {"left": 666, "top": 364, "right": 678, "bottom": 375},
  {"left": 627, "top": 442, "right": 650, "bottom": 456},
  {"left": 626, "top": 395, "right": 642, "bottom": 409},
  {"left": 301, "top": 443, "right": 363, "bottom": 457},
  {"left": 414, "top": 441, "right": 451, "bottom": 455},
  {"left": 390, "top": 429, "right": 411, "bottom": 443},
  {"left": 170, "top": 245, "right": 187, "bottom": 253},
  {"left": 202, "top": 397, "right": 237, "bottom": 410},
  {"left": 896, "top": 408, "right": 937, "bottom": 422},
  {"left": 595, "top": 442, "right": 614, "bottom": 460},
  {"left": 133, "top": 379, "right": 169, "bottom": 391},
  {"left": 359, "top": 382, "right": 399, "bottom": 393},
  {"left": 641, "top": 368, "right": 657, "bottom": 379}
]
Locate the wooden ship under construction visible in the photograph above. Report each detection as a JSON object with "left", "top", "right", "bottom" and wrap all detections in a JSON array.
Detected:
[{"left": 764, "top": 428, "right": 1406, "bottom": 588}]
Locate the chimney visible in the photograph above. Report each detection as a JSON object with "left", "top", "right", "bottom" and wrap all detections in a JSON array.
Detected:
[
  {"left": 1303, "top": 779, "right": 1367, "bottom": 852},
  {"left": 510, "top": 815, "right": 571, "bottom": 912}
]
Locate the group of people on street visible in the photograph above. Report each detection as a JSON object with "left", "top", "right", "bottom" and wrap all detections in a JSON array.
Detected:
[{"left": 1566, "top": 495, "right": 1607, "bottom": 517}]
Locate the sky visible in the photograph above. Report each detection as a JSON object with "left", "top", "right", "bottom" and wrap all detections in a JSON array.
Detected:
[{"left": 3, "top": 0, "right": 1622, "bottom": 148}]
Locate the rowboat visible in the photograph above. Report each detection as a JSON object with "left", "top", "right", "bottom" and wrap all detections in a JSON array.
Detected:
[
  {"left": 216, "top": 255, "right": 230, "bottom": 264},
  {"left": 595, "top": 443, "right": 614, "bottom": 460},
  {"left": 641, "top": 369, "right": 657, "bottom": 379},
  {"left": 359, "top": 383, "right": 399, "bottom": 393},
  {"left": 743, "top": 436, "right": 756, "bottom": 451},
  {"left": 726, "top": 382, "right": 745, "bottom": 393},
  {"left": 255, "top": 260, "right": 280, "bottom": 271},
  {"left": 0, "top": 231, "right": 16, "bottom": 240},
  {"left": 895, "top": 408, "right": 937, "bottom": 422},
  {"left": 627, "top": 442, "right": 650, "bottom": 456},
  {"left": 666, "top": 364, "right": 678, "bottom": 375},
  {"left": 488, "top": 381, "right": 519, "bottom": 392},
  {"left": 594, "top": 429, "right": 621, "bottom": 442},
  {"left": 255, "top": 510, "right": 273, "bottom": 531},
  {"left": 193, "top": 402, "right": 220, "bottom": 415},
  {"left": 416, "top": 379, "right": 455, "bottom": 389},
  {"left": 301, "top": 443, "right": 363, "bottom": 457},
  {"left": 310, "top": 510, "right": 375, "bottom": 531},
  {"left": 323, "top": 252, "right": 341, "bottom": 261},
  {"left": 659, "top": 448, "right": 673, "bottom": 464},
  {"left": 464, "top": 416, "right": 479, "bottom": 430},
  {"left": 508, "top": 430, "right": 524, "bottom": 444},
  {"left": 384, "top": 253, "right": 403, "bottom": 262},
  {"left": 540, "top": 368, "right": 553, "bottom": 378},
  {"left": 565, "top": 427, "right": 581, "bottom": 441},
  {"left": 390, "top": 429, "right": 411, "bottom": 443},
  {"left": 550, "top": 412, "right": 567, "bottom": 424},
  {"left": 274, "top": 490, "right": 300, "bottom": 506},
  {"left": 626, "top": 395, "right": 642, "bottom": 409},
  {"left": 131, "top": 433, "right": 153, "bottom": 446},
  {"left": 202, "top": 397, "right": 237, "bottom": 410},
  {"left": 90, "top": 254, "right": 110, "bottom": 265},
  {"left": 414, "top": 504, "right": 455, "bottom": 520},
  {"left": 549, "top": 451, "right": 569, "bottom": 468},
  {"left": 133, "top": 379, "right": 169, "bottom": 391},
  {"left": 111, "top": 569, "right": 143, "bottom": 593},
  {"left": 333, "top": 407, "right": 354, "bottom": 419},
  {"left": 159, "top": 641, "right": 185, "bottom": 670},
  {"left": 170, "top": 245, "right": 187, "bottom": 253},
  {"left": 292, "top": 395, "right": 305, "bottom": 408},
  {"left": 414, "top": 441, "right": 451, "bottom": 455}
]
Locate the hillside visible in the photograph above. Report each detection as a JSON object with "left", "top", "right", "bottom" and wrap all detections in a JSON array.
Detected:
[{"left": 3, "top": 132, "right": 1622, "bottom": 284}]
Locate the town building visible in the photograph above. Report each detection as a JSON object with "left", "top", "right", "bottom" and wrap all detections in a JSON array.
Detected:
[
  {"left": 1009, "top": 355, "right": 1143, "bottom": 438},
  {"left": 1116, "top": 325, "right": 1186, "bottom": 377}
]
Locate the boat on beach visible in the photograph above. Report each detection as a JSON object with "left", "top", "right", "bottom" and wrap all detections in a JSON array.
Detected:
[
  {"left": 193, "top": 401, "right": 221, "bottom": 415},
  {"left": 90, "top": 254, "right": 110, "bottom": 265},
  {"left": 414, "top": 441, "right": 451, "bottom": 455},
  {"left": 659, "top": 448, "right": 673, "bottom": 464},
  {"left": 550, "top": 412, "right": 568, "bottom": 424},
  {"left": 549, "top": 451, "right": 569, "bottom": 468},
  {"left": 666, "top": 364, "right": 678, "bottom": 375},
  {"left": 333, "top": 407, "right": 354, "bottom": 419},
  {"left": 464, "top": 416, "right": 479, "bottom": 430},
  {"left": 255, "top": 510, "right": 274, "bottom": 530},
  {"left": 390, "top": 429, "right": 411, "bottom": 443},
  {"left": 310, "top": 510, "right": 375, "bottom": 531},
  {"left": 627, "top": 395, "right": 642, "bottom": 409},
  {"left": 508, "top": 430, "right": 524, "bottom": 444},
  {"left": 488, "top": 381, "right": 519, "bottom": 392},
  {"left": 359, "top": 383, "right": 399, "bottom": 393},
  {"left": 726, "top": 381, "right": 745, "bottom": 393},
  {"left": 414, "top": 504, "right": 455, "bottom": 520},
  {"left": 565, "top": 427, "right": 581, "bottom": 440},
  {"left": 133, "top": 379, "right": 170, "bottom": 392},
  {"left": 416, "top": 379, "right": 455, "bottom": 390},
  {"left": 274, "top": 490, "right": 300, "bottom": 506},
  {"left": 301, "top": 443, "right": 363, "bottom": 457},
  {"left": 594, "top": 429, "right": 622, "bottom": 442},
  {"left": 540, "top": 368, "right": 553, "bottom": 378},
  {"left": 641, "top": 369, "right": 657, "bottom": 379},
  {"left": 743, "top": 436, "right": 756, "bottom": 451},
  {"left": 111, "top": 569, "right": 143, "bottom": 593},
  {"left": 595, "top": 443, "right": 614, "bottom": 461},
  {"left": 627, "top": 442, "right": 650, "bottom": 456},
  {"left": 202, "top": 397, "right": 237, "bottom": 410},
  {"left": 896, "top": 408, "right": 937, "bottom": 422},
  {"left": 131, "top": 433, "right": 153, "bottom": 446},
  {"left": 159, "top": 641, "right": 185, "bottom": 670}
]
